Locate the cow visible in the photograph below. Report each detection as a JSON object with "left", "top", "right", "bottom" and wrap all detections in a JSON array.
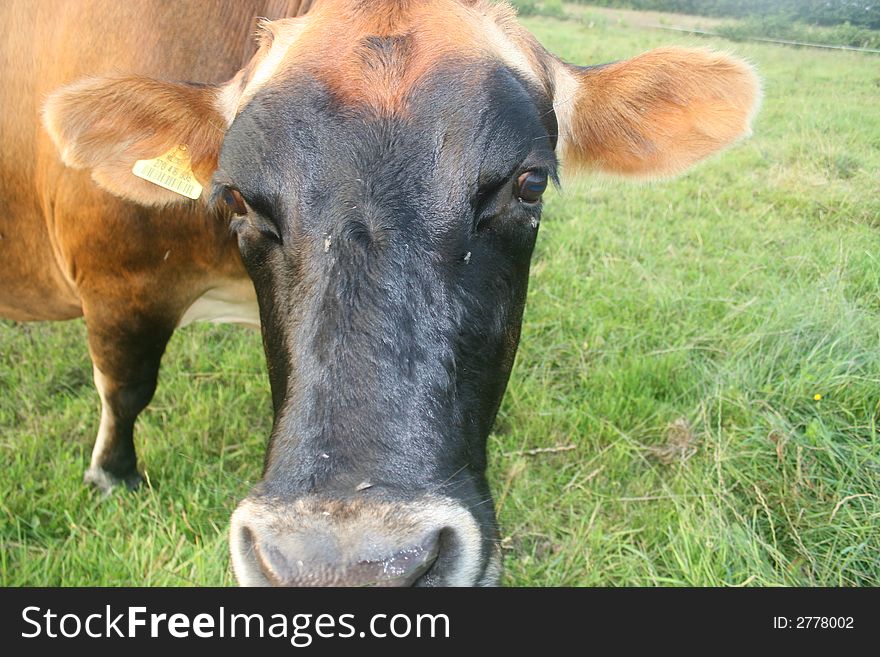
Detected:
[{"left": 0, "top": 0, "right": 759, "bottom": 586}]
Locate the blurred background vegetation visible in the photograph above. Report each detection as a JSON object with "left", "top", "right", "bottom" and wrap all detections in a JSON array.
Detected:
[{"left": 511, "top": 0, "right": 880, "bottom": 48}]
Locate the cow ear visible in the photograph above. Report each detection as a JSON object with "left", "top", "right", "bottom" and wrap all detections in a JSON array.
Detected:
[
  {"left": 554, "top": 48, "right": 760, "bottom": 177},
  {"left": 43, "top": 75, "right": 228, "bottom": 206}
]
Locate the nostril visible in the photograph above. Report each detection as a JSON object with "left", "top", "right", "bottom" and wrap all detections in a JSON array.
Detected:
[
  {"left": 251, "top": 532, "right": 317, "bottom": 587},
  {"left": 412, "top": 527, "right": 459, "bottom": 587},
  {"left": 230, "top": 521, "right": 274, "bottom": 587},
  {"left": 252, "top": 537, "right": 288, "bottom": 586}
]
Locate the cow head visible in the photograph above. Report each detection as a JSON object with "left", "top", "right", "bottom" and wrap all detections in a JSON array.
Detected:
[{"left": 43, "top": 0, "right": 759, "bottom": 586}]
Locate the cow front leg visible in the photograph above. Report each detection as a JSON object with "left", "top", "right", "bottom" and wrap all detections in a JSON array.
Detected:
[{"left": 83, "top": 317, "right": 175, "bottom": 492}]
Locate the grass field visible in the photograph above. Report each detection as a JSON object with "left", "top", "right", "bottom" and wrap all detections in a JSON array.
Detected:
[{"left": 2, "top": 5, "right": 879, "bottom": 586}]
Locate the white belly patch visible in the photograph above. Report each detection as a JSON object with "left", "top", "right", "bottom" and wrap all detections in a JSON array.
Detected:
[{"left": 178, "top": 279, "right": 260, "bottom": 329}]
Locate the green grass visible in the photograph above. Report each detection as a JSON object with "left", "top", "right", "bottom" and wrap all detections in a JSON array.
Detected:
[{"left": 2, "top": 7, "right": 879, "bottom": 586}]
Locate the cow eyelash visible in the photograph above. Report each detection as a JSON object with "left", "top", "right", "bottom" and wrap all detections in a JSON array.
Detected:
[
  {"left": 221, "top": 186, "right": 248, "bottom": 216},
  {"left": 515, "top": 169, "right": 549, "bottom": 205},
  {"left": 220, "top": 186, "right": 282, "bottom": 243},
  {"left": 473, "top": 165, "right": 549, "bottom": 229}
]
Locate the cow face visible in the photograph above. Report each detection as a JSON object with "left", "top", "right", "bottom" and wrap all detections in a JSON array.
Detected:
[{"left": 43, "top": 0, "right": 759, "bottom": 586}]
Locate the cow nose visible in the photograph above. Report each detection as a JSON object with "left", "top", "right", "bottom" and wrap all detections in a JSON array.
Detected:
[
  {"left": 238, "top": 524, "right": 440, "bottom": 587},
  {"left": 230, "top": 497, "right": 489, "bottom": 587}
]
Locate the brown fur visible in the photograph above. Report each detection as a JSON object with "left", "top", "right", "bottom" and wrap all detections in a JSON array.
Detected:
[
  {"left": 43, "top": 76, "right": 229, "bottom": 205},
  {"left": 556, "top": 47, "right": 760, "bottom": 176},
  {"left": 225, "top": 1, "right": 545, "bottom": 118},
  {"left": 0, "top": 0, "right": 300, "bottom": 322}
]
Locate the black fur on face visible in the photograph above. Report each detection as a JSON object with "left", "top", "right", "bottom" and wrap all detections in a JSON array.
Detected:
[{"left": 215, "top": 59, "right": 557, "bottom": 583}]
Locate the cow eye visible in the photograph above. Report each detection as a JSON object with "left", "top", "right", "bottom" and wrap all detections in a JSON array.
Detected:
[
  {"left": 222, "top": 187, "right": 248, "bottom": 216},
  {"left": 515, "top": 170, "right": 548, "bottom": 204}
]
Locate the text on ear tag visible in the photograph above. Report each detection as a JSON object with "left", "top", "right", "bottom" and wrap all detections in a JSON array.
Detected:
[{"left": 132, "top": 144, "right": 203, "bottom": 200}]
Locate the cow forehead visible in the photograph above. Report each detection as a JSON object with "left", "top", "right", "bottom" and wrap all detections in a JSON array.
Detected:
[{"left": 218, "top": 0, "right": 548, "bottom": 122}]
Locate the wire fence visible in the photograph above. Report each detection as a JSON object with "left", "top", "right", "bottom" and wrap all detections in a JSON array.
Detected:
[{"left": 655, "top": 24, "right": 880, "bottom": 54}]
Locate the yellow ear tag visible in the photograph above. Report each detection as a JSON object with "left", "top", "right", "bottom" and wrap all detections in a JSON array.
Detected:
[{"left": 132, "top": 144, "right": 203, "bottom": 200}]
